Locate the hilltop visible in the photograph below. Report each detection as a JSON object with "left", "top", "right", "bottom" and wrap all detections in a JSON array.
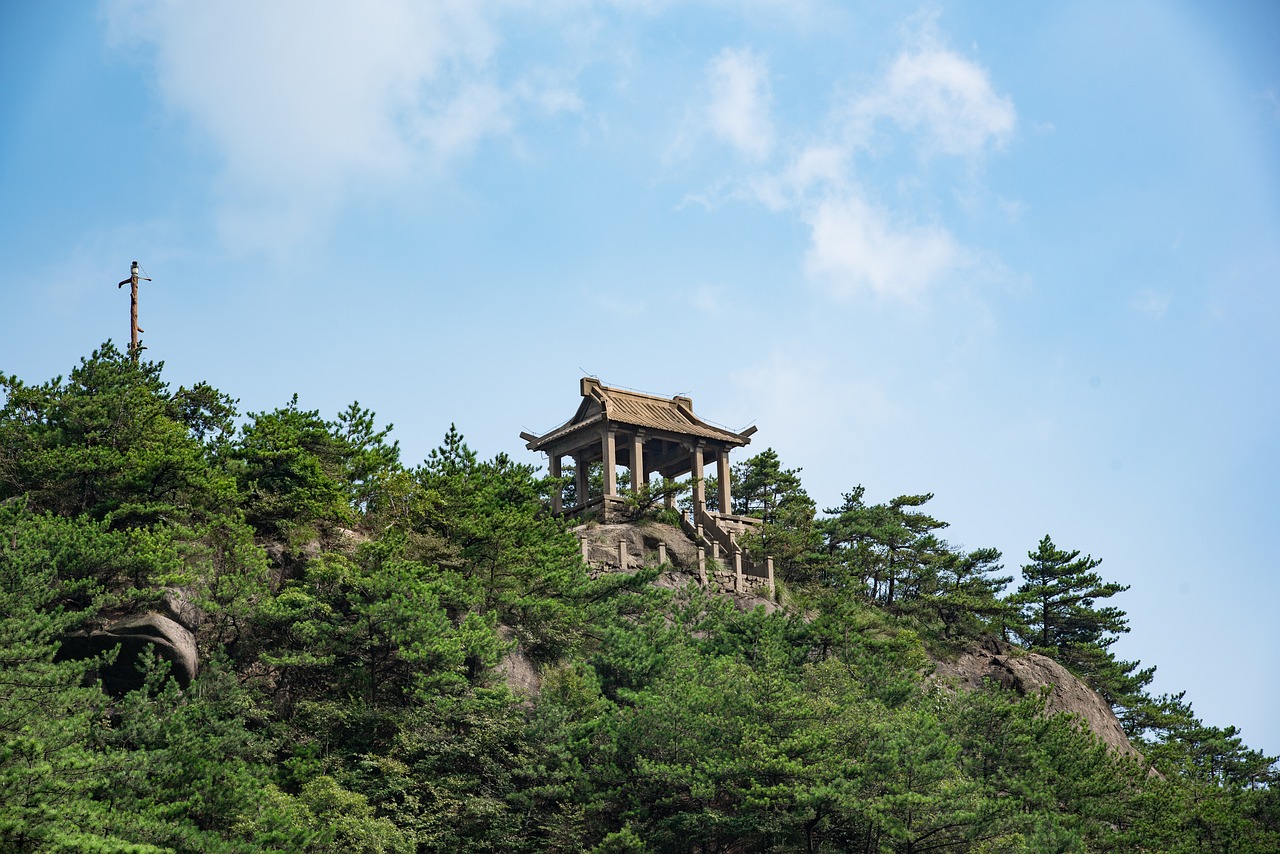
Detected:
[
  {"left": 1, "top": 345, "right": 1276, "bottom": 852},
  {"left": 575, "top": 520, "right": 1141, "bottom": 761}
]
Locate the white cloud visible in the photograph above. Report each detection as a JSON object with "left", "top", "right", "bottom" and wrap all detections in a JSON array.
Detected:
[
  {"left": 413, "top": 82, "right": 513, "bottom": 160},
  {"left": 706, "top": 47, "right": 775, "bottom": 160},
  {"left": 688, "top": 283, "right": 725, "bottom": 314},
  {"left": 511, "top": 65, "right": 586, "bottom": 117},
  {"left": 1129, "top": 288, "right": 1171, "bottom": 319},
  {"left": 104, "top": 0, "right": 513, "bottom": 240},
  {"left": 109, "top": 1, "right": 498, "bottom": 182},
  {"left": 803, "top": 193, "right": 966, "bottom": 298},
  {"left": 750, "top": 144, "right": 848, "bottom": 211},
  {"left": 852, "top": 45, "right": 1015, "bottom": 157},
  {"left": 524, "top": 85, "right": 585, "bottom": 116},
  {"left": 739, "top": 37, "right": 1014, "bottom": 301}
]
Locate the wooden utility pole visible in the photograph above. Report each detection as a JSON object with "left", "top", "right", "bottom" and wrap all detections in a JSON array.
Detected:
[{"left": 116, "top": 261, "right": 151, "bottom": 361}]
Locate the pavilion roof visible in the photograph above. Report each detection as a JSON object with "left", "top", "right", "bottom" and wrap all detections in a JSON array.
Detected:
[{"left": 523, "top": 378, "right": 754, "bottom": 452}]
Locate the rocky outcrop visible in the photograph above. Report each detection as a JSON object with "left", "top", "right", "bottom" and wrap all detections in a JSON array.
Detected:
[
  {"left": 932, "top": 636, "right": 1142, "bottom": 761},
  {"left": 495, "top": 624, "right": 541, "bottom": 698},
  {"left": 157, "top": 585, "right": 204, "bottom": 631},
  {"left": 541, "top": 524, "right": 1142, "bottom": 764},
  {"left": 262, "top": 538, "right": 323, "bottom": 585},
  {"left": 576, "top": 521, "right": 697, "bottom": 574},
  {"left": 60, "top": 612, "right": 199, "bottom": 695},
  {"left": 574, "top": 521, "right": 777, "bottom": 613}
]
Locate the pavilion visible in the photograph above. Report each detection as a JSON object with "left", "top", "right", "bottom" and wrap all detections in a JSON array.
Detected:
[
  {"left": 520, "top": 377, "right": 757, "bottom": 519},
  {"left": 521, "top": 378, "right": 773, "bottom": 591}
]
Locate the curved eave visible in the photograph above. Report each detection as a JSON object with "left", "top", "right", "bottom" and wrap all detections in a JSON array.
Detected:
[{"left": 525, "top": 416, "right": 752, "bottom": 454}]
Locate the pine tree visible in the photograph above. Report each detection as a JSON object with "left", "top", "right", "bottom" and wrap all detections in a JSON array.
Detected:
[
  {"left": 730, "top": 449, "right": 821, "bottom": 582},
  {"left": 930, "top": 546, "right": 1015, "bottom": 640},
  {"left": 1013, "top": 536, "right": 1126, "bottom": 655},
  {"left": 233, "top": 396, "right": 354, "bottom": 540},
  {"left": 0, "top": 342, "right": 237, "bottom": 528},
  {"left": 1011, "top": 535, "right": 1152, "bottom": 710},
  {"left": 822, "top": 488, "right": 948, "bottom": 607}
]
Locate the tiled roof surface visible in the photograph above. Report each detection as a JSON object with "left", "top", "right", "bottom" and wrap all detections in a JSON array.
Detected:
[
  {"left": 600, "top": 387, "right": 742, "bottom": 442},
  {"left": 527, "top": 381, "right": 749, "bottom": 450},
  {"left": 528, "top": 412, "right": 604, "bottom": 449}
]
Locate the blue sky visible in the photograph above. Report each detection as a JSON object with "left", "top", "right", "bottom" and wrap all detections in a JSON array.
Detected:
[{"left": 2, "top": 1, "right": 1278, "bottom": 755}]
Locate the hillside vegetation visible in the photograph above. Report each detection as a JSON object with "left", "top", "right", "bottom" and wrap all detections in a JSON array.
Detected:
[{"left": 1, "top": 345, "right": 1276, "bottom": 852}]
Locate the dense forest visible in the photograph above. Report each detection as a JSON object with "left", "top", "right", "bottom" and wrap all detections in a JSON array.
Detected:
[{"left": 1, "top": 344, "right": 1276, "bottom": 852}]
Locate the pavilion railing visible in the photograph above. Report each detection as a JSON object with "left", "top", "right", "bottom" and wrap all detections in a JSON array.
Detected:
[{"left": 682, "top": 506, "right": 771, "bottom": 581}]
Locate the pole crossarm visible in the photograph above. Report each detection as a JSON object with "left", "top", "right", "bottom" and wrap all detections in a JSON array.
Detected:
[{"left": 116, "top": 260, "right": 152, "bottom": 361}]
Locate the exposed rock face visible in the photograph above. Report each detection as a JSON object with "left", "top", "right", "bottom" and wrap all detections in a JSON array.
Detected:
[
  {"left": 496, "top": 624, "right": 541, "bottom": 698},
  {"left": 574, "top": 521, "right": 777, "bottom": 613},
  {"left": 158, "top": 586, "right": 204, "bottom": 631},
  {"left": 60, "top": 612, "right": 199, "bottom": 695},
  {"left": 544, "top": 523, "right": 1141, "bottom": 764},
  {"left": 262, "top": 538, "right": 323, "bottom": 585},
  {"left": 576, "top": 521, "right": 696, "bottom": 573},
  {"left": 932, "top": 637, "right": 1142, "bottom": 761}
]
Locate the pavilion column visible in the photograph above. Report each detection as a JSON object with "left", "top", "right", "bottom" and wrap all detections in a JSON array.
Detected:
[
  {"left": 548, "top": 454, "right": 562, "bottom": 515},
  {"left": 691, "top": 442, "right": 706, "bottom": 515},
  {"left": 630, "top": 432, "right": 646, "bottom": 495},
  {"left": 717, "top": 448, "right": 732, "bottom": 516},
  {"left": 573, "top": 454, "right": 588, "bottom": 508},
  {"left": 602, "top": 428, "right": 617, "bottom": 498}
]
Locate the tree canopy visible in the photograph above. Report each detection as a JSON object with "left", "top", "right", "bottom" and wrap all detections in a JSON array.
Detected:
[{"left": 0, "top": 346, "right": 1274, "bottom": 852}]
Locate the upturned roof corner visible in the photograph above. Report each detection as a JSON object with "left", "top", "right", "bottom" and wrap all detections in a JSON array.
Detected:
[{"left": 524, "top": 378, "right": 753, "bottom": 454}]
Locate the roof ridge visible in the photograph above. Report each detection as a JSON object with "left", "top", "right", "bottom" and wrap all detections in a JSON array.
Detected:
[
  {"left": 590, "top": 378, "right": 689, "bottom": 401},
  {"left": 594, "top": 383, "right": 691, "bottom": 409},
  {"left": 523, "top": 378, "right": 753, "bottom": 452}
]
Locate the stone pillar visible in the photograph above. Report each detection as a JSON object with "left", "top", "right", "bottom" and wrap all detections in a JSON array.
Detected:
[
  {"left": 717, "top": 448, "right": 732, "bottom": 516},
  {"left": 697, "top": 546, "right": 707, "bottom": 586},
  {"left": 657, "top": 542, "right": 667, "bottom": 566},
  {"left": 630, "top": 432, "right": 645, "bottom": 495},
  {"left": 580, "top": 536, "right": 590, "bottom": 563},
  {"left": 734, "top": 551, "right": 744, "bottom": 592},
  {"left": 548, "top": 454, "right": 562, "bottom": 515},
  {"left": 691, "top": 443, "right": 705, "bottom": 515},
  {"left": 602, "top": 428, "right": 617, "bottom": 498},
  {"left": 766, "top": 556, "right": 776, "bottom": 598},
  {"left": 618, "top": 540, "right": 628, "bottom": 571},
  {"left": 573, "top": 453, "right": 586, "bottom": 507},
  {"left": 663, "top": 476, "right": 676, "bottom": 510}
]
